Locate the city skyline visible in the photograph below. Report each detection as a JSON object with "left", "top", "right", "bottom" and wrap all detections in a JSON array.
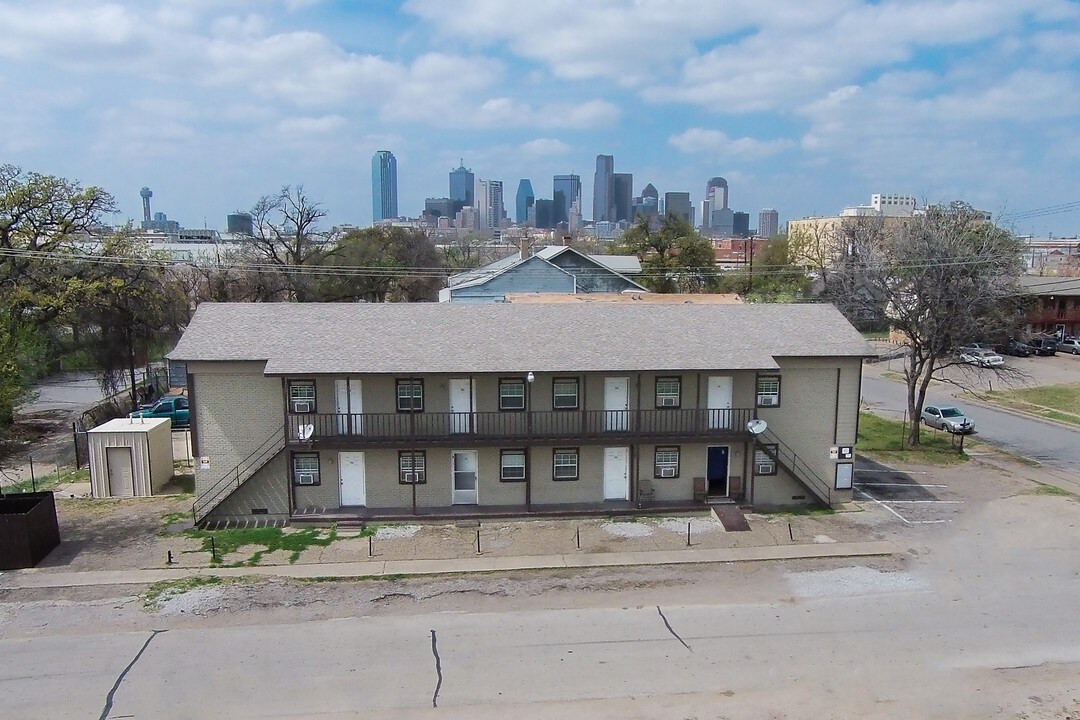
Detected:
[{"left": 1, "top": 1, "right": 1078, "bottom": 236}]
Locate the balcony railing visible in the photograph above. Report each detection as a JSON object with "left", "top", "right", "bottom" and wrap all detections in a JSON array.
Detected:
[
  {"left": 1027, "top": 309, "right": 1080, "bottom": 324},
  {"left": 286, "top": 408, "right": 753, "bottom": 446}
]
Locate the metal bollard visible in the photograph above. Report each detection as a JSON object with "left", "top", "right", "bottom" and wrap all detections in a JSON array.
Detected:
[
  {"left": 687, "top": 521, "right": 692, "bottom": 547},
  {"left": 576, "top": 526, "right": 581, "bottom": 550},
  {"left": 788, "top": 523, "right": 794, "bottom": 542},
  {"left": 210, "top": 536, "right": 217, "bottom": 562},
  {"left": 476, "top": 528, "right": 482, "bottom": 554},
  {"left": 368, "top": 534, "right": 373, "bottom": 558}
]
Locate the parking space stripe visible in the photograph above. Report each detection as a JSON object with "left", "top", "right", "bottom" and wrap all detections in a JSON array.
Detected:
[
  {"left": 856, "top": 488, "right": 912, "bottom": 524},
  {"left": 883, "top": 500, "right": 963, "bottom": 504},
  {"left": 856, "top": 482, "right": 948, "bottom": 488}
]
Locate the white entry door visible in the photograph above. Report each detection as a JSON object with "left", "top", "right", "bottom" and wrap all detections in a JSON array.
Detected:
[
  {"left": 604, "top": 377, "right": 629, "bottom": 431},
  {"left": 339, "top": 452, "right": 366, "bottom": 506},
  {"left": 449, "top": 379, "right": 476, "bottom": 434},
  {"left": 335, "top": 378, "right": 363, "bottom": 435},
  {"left": 603, "top": 447, "right": 630, "bottom": 500},
  {"left": 452, "top": 450, "right": 478, "bottom": 505},
  {"left": 106, "top": 446, "right": 134, "bottom": 497},
  {"left": 707, "top": 376, "right": 734, "bottom": 430}
]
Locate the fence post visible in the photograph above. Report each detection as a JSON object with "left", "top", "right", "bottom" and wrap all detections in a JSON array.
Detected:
[
  {"left": 72, "top": 423, "right": 80, "bottom": 469},
  {"left": 30, "top": 457, "right": 36, "bottom": 492}
]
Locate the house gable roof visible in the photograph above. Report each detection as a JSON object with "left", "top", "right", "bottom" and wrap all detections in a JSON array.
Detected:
[
  {"left": 447, "top": 245, "right": 646, "bottom": 292},
  {"left": 448, "top": 254, "right": 576, "bottom": 292},
  {"left": 170, "top": 302, "right": 873, "bottom": 375}
]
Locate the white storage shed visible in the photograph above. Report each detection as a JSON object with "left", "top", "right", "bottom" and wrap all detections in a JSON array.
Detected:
[{"left": 88, "top": 417, "right": 175, "bottom": 498}]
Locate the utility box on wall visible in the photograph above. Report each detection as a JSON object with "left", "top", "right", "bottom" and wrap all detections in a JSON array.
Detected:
[{"left": 88, "top": 417, "right": 174, "bottom": 497}]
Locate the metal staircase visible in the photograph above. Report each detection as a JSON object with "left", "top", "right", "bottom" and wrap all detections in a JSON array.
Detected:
[
  {"left": 753, "top": 428, "right": 834, "bottom": 506},
  {"left": 192, "top": 426, "right": 285, "bottom": 525}
]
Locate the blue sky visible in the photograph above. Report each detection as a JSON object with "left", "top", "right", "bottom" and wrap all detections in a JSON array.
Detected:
[{"left": 2, "top": 0, "right": 1079, "bottom": 236}]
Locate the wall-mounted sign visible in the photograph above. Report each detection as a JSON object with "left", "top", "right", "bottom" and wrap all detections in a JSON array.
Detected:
[
  {"left": 835, "top": 462, "right": 854, "bottom": 490},
  {"left": 199, "top": 456, "right": 211, "bottom": 470}
]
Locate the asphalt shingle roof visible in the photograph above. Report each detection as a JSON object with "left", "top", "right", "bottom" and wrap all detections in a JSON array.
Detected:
[{"left": 169, "top": 302, "right": 872, "bottom": 375}]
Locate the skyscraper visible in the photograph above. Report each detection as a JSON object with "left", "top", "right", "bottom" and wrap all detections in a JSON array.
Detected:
[
  {"left": 633, "top": 183, "right": 660, "bottom": 226},
  {"left": 515, "top": 179, "right": 535, "bottom": 224},
  {"left": 592, "top": 155, "right": 614, "bottom": 223},
  {"left": 759, "top": 208, "right": 779, "bottom": 238},
  {"left": 702, "top": 177, "right": 729, "bottom": 229},
  {"left": 613, "top": 173, "right": 633, "bottom": 223},
  {"left": 371, "top": 150, "right": 398, "bottom": 223},
  {"left": 476, "top": 179, "right": 505, "bottom": 230},
  {"left": 553, "top": 174, "right": 581, "bottom": 226},
  {"left": 534, "top": 199, "right": 554, "bottom": 229},
  {"left": 733, "top": 212, "right": 750, "bottom": 238},
  {"left": 664, "top": 192, "right": 692, "bottom": 224},
  {"left": 449, "top": 160, "right": 474, "bottom": 214}
]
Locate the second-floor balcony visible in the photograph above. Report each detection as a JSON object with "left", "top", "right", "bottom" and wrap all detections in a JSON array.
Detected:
[
  {"left": 286, "top": 408, "right": 754, "bottom": 448},
  {"left": 1027, "top": 308, "right": 1080, "bottom": 324}
]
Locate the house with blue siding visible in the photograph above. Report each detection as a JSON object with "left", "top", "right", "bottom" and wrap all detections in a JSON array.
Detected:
[{"left": 440, "top": 244, "right": 647, "bottom": 302}]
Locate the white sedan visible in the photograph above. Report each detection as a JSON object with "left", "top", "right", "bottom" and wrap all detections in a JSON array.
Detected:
[
  {"left": 959, "top": 349, "right": 1004, "bottom": 367},
  {"left": 921, "top": 405, "right": 975, "bottom": 434}
]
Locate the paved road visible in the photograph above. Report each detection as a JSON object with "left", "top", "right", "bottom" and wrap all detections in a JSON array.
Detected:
[
  {"left": 861, "top": 375, "right": 1080, "bottom": 471},
  {"left": 17, "top": 369, "right": 155, "bottom": 415}
]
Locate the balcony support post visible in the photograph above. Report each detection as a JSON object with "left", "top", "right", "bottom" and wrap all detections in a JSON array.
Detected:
[{"left": 526, "top": 372, "right": 534, "bottom": 512}]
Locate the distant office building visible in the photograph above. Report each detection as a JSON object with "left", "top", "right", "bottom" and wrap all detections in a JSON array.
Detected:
[
  {"left": 553, "top": 174, "right": 581, "bottom": 226},
  {"left": 476, "top": 179, "right": 505, "bottom": 230},
  {"left": 758, "top": 208, "right": 779, "bottom": 238},
  {"left": 613, "top": 173, "right": 633, "bottom": 223},
  {"left": 449, "top": 160, "right": 474, "bottom": 215},
  {"left": 534, "top": 199, "right": 554, "bottom": 229},
  {"left": 702, "top": 177, "right": 729, "bottom": 230},
  {"left": 371, "top": 150, "right": 398, "bottom": 223},
  {"left": 424, "top": 198, "right": 454, "bottom": 223},
  {"left": 733, "top": 212, "right": 750, "bottom": 238},
  {"left": 593, "top": 155, "right": 614, "bottom": 223},
  {"left": 515, "top": 179, "right": 535, "bottom": 224},
  {"left": 227, "top": 212, "right": 254, "bottom": 236},
  {"left": 456, "top": 206, "right": 480, "bottom": 230},
  {"left": 664, "top": 192, "right": 692, "bottom": 224},
  {"left": 871, "top": 193, "right": 917, "bottom": 217},
  {"left": 632, "top": 183, "right": 660, "bottom": 225}
]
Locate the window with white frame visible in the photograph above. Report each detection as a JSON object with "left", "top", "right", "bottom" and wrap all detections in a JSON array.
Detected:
[
  {"left": 756, "top": 376, "right": 781, "bottom": 407},
  {"left": 396, "top": 379, "right": 424, "bottom": 412},
  {"left": 398, "top": 450, "right": 427, "bottom": 484},
  {"left": 655, "top": 377, "right": 681, "bottom": 408},
  {"left": 499, "top": 379, "right": 526, "bottom": 410},
  {"left": 754, "top": 445, "right": 778, "bottom": 475},
  {"left": 500, "top": 449, "right": 526, "bottom": 482},
  {"left": 552, "top": 448, "right": 579, "bottom": 480},
  {"left": 552, "top": 378, "right": 579, "bottom": 410},
  {"left": 654, "top": 447, "right": 680, "bottom": 478},
  {"left": 292, "top": 453, "right": 320, "bottom": 485},
  {"left": 288, "top": 380, "right": 316, "bottom": 414}
]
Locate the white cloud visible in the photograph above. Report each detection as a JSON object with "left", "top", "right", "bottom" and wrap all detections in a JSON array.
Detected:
[
  {"left": 519, "top": 138, "right": 572, "bottom": 157},
  {"left": 276, "top": 115, "right": 348, "bottom": 135},
  {"left": 669, "top": 128, "right": 794, "bottom": 159}
]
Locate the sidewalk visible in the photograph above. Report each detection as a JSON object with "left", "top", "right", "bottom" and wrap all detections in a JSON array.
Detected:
[{"left": 0, "top": 540, "right": 898, "bottom": 589}]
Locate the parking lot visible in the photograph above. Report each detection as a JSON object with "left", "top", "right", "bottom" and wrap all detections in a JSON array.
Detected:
[{"left": 853, "top": 456, "right": 963, "bottom": 525}]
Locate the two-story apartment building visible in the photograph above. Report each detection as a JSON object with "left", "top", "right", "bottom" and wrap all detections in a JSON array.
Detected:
[{"left": 169, "top": 302, "right": 871, "bottom": 526}]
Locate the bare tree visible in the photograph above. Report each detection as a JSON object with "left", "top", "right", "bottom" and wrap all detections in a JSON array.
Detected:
[
  {"left": 246, "top": 185, "right": 329, "bottom": 301},
  {"left": 832, "top": 202, "right": 1027, "bottom": 445}
]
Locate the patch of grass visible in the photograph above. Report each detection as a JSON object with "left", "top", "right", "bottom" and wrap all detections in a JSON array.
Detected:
[
  {"left": 1041, "top": 410, "right": 1080, "bottom": 427},
  {"left": 857, "top": 412, "right": 970, "bottom": 466},
  {"left": 184, "top": 525, "right": 344, "bottom": 566},
  {"left": 143, "top": 575, "right": 225, "bottom": 606},
  {"left": 170, "top": 474, "right": 195, "bottom": 493},
  {"left": 160, "top": 510, "right": 191, "bottom": 532},
  {"left": 1030, "top": 484, "right": 1072, "bottom": 497},
  {"left": 2, "top": 466, "right": 89, "bottom": 494},
  {"left": 981, "top": 384, "right": 1080, "bottom": 427}
]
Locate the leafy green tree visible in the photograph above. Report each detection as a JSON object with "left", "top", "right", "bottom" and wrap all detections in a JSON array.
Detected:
[
  {"left": 313, "top": 227, "right": 445, "bottom": 303},
  {"left": 77, "top": 231, "right": 188, "bottom": 410},
  {"left": 744, "top": 235, "right": 811, "bottom": 302},
  {"left": 0, "top": 165, "right": 116, "bottom": 428},
  {"left": 614, "top": 215, "right": 719, "bottom": 292}
]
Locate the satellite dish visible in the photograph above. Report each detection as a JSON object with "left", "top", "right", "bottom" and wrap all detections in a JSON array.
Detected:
[
  {"left": 297, "top": 424, "right": 314, "bottom": 441},
  {"left": 746, "top": 419, "right": 768, "bottom": 436}
]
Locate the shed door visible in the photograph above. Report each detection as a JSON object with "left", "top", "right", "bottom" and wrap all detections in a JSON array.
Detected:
[
  {"left": 106, "top": 446, "right": 135, "bottom": 497},
  {"left": 707, "top": 376, "right": 733, "bottom": 430}
]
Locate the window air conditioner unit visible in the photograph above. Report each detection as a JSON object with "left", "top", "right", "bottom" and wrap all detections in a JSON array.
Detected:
[
  {"left": 292, "top": 401, "right": 312, "bottom": 413},
  {"left": 403, "top": 472, "right": 417, "bottom": 483},
  {"left": 659, "top": 466, "right": 677, "bottom": 478},
  {"left": 297, "top": 473, "right": 317, "bottom": 485},
  {"left": 660, "top": 396, "right": 678, "bottom": 407},
  {"left": 756, "top": 463, "right": 775, "bottom": 475},
  {"left": 758, "top": 396, "right": 777, "bottom": 407}
]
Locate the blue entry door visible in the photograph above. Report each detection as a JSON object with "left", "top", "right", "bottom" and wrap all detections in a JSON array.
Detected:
[{"left": 707, "top": 446, "right": 729, "bottom": 496}]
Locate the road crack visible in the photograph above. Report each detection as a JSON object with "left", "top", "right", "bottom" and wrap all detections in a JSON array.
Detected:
[
  {"left": 98, "top": 629, "right": 166, "bottom": 720},
  {"left": 430, "top": 629, "right": 444, "bottom": 708},
  {"left": 656, "top": 606, "right": 692, "bottom": 652}
]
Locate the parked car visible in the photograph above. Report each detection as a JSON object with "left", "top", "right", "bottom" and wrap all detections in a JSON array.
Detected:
[
  {"left": 959, "top": 348, "right": 1005, "bottom": 367},
  {"left": 130, "top": 394, "right": 189, "bottom": 428},
  {"left": 1058, "top": 339, "right": 1080, "bottom": 355},
  {"left": 994, "top": 341, "right": 1032, "bottom": 358},
  {"left": 921, "top": 405, "right": 975, "bottom": 434},
  {"left": 1027, "top": 337, "right": 1058, "bottom": 356}
]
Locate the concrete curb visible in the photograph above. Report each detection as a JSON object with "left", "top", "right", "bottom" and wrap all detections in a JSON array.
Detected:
[
  {"left": 957, "top": 395, "right": 1080, "bottom": 433},
  {"left": 0, "top": 541, "right": 899, "bottom": 589}
]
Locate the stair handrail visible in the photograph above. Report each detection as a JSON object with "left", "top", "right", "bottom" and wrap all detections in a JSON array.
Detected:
[
  {"left": 754, "top": 428, "right": 833, "bottom": 505},
  {"left": 192, "top": 425, "right": 285, "bottom": 523}
]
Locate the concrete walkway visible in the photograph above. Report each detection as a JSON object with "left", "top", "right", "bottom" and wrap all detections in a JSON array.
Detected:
[{"left": 0, "top": 540, "right": 898, "bottom": 589}]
